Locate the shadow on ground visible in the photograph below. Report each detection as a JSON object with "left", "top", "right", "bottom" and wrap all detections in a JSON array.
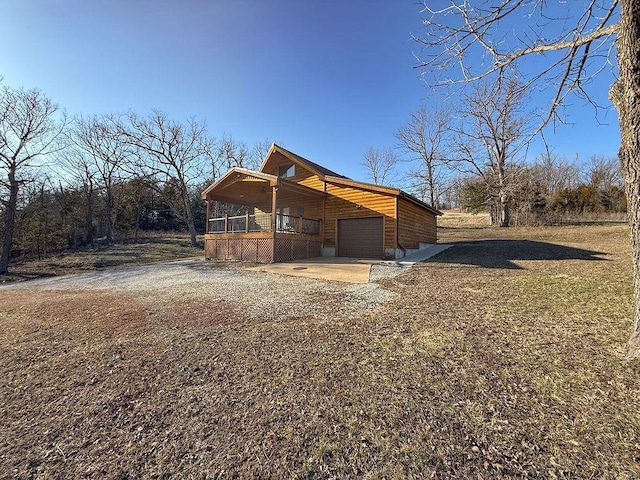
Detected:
[{"left": 426, "top": 239, "right": 608, "bottom": 269}]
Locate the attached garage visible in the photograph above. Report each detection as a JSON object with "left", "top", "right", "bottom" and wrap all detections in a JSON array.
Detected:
[
  {"left": 203, "top": 144, "right": 443, "bottom": 263},
  {"left": 337, "top": 217, "right": 384, "bottom": 258}
]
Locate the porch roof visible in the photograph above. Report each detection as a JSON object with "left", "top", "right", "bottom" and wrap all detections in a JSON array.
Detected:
[{"left": 201, "top": 167, "right": 325, "bottom": 209}]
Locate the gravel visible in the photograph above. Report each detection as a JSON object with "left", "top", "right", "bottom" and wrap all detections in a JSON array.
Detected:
[
  {"left": 1, "top": 259, "right": 399, "bottom": 322},
  {"left": 369, "top": 262, "right": 410, "bottom": 282}
]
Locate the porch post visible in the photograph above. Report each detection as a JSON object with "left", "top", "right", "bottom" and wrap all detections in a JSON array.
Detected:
[
  {"left": 271, "top": 185, "right": 278, "bottom": 262},
  {"left": 205, "top": 200, "right": 210, "bottom": 234},
  {"left": 245, "top": 212, "right": 250, "bottom": 233}
]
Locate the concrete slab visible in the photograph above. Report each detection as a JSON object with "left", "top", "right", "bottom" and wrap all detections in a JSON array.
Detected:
[
  {"left": 246, "top": 245, "right": 452, "bottom": 283},
  {"left": 247, "top": 257, "right": 379, "bottom": 284},
  {"left": 393, "top": 244, "right": 453, "bottom": 265}
]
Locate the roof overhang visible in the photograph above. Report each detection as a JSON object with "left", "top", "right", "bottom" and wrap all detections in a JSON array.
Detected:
[
  {"left": 201, "top": 167, "right": 325, "bottom": 209},
  {"left": 259, "top": 143, "right": 349, "bottom": 180},
  {"left": 399, "top": 191, "right": 444, "bottom": 216}
]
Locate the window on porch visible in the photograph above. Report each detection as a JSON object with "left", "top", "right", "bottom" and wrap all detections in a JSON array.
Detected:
[{"left": 207, "top": 212, "right": 320, "bottom": 235}]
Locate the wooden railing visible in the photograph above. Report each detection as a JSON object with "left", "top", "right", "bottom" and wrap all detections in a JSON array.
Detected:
[{"left": 208, "top": 213, "right": 320, "bottom": 235}]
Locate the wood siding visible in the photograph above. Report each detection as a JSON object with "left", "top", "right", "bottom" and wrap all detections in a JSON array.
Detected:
[
  {"left": 254, "top": 196, "right": 323, "bottom": 219},
  {"left": 262, "top": 155, "right": 326, "bottom": 192},
  {"left": 324, "top": 183, "right": 396, "bottom": 248},
  {"left": 397, "top": 197, "right": 438, "bottom": 247},
  {"left": 204, "top": 148, "right": 440, "bottom": 262}
]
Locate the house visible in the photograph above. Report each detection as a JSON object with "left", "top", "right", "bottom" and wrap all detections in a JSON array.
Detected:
[{"left": 201, "top": 144, "right": 442, "bottom": 263}]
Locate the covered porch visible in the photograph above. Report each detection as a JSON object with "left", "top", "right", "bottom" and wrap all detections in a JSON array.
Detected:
[{"left": 201, "top": 168, "right": 325, "bottom": 263}]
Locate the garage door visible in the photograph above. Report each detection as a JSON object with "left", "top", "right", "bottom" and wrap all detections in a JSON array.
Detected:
[{"left": 337, "top": 217, "right": 384, "bottom": 258}]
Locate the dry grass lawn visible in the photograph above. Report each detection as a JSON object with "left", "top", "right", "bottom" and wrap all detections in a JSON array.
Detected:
[
  {"left": 1, "top": 219, "right": 639, "bottom": 478},
  {"left": 0, "top": 234, "right": 204, "bottom": 284}
]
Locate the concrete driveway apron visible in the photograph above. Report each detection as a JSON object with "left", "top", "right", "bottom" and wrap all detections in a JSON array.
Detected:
[{"left": 246, "top": 257, "right": 377, "bottom": 283}]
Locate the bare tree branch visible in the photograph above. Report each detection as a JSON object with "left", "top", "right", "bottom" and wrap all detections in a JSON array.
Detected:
[
  {"left": 0, "top": 84, "right": 66, "bottom": 273},
  {"left": 361, "top": 147, "right": 400, "bottom": 186},
  {"left": 116, "top": 110, "right": 212, "bottom": 246},
  {"left": 414, "top": 0, "right": 619, "bottom": 127},
  {"left": 396, "top": 104, "right": 452, "bottom": 207}
]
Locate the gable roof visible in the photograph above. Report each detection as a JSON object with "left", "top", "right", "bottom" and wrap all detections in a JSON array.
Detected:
[
  {"left": 259, "top": 144, "right": 350, "bottom": 180},
  {"left": 201, "top": 167, "right": 277, "bottom": 200},
  {"left": 207, "top": 144, "right": 443, "bottom": 216}
]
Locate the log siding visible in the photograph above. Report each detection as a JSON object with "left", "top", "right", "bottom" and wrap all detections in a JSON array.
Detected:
[
  {"left": 202, "top": 144, "right": 441, "bottom": 262},
  {"left": 397, "top": 197, "right": 438, "bottom": 247},
  {"left": 323, "top": 182, "right": 396, "bottom": 249}
]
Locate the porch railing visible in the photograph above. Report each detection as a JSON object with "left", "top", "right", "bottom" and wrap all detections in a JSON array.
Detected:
[{"left": 208, "top": 213, "right": 320, "bottom": 235}]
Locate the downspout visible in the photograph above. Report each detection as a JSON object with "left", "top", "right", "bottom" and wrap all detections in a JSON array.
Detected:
[{"left": 395, "top": 197, "right": 406, "bottom": 258}]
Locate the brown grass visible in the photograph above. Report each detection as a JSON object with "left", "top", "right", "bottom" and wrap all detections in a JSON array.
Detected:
[
  {"left": 1, "top": 235, "right": 204, "bottom": 284},
  {"left": 1, "top": 225, "right": 639, "bottom": 478},
  {"left": 439, "top": 209, "right": 491, "bottom": 229}
]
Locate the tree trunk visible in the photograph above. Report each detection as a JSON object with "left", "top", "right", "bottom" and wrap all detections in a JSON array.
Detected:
[
  {"left": 499, "top": 190, "right": 510, "bottom": 227},
  {"left": 611, "top": 0, "right": 640, "bottom": 359},
  {"left": 85, "top": 187, "right": 94, "bottom": 248},
  {"left": 0, "top": 166, "right": 19, "bottom": 274},
  {"left": 105, "top": 187, "right": 114, "bottom": 244},
  {"left": 180, "top": 183, "right": 198, "bottom": 247},
  {"left": 427, "top": 162, "right": 436, "bottom": 207}
]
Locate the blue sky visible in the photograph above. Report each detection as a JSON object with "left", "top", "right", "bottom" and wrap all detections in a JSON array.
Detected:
[{"left": 1, "top": 0, "right": 621, "bottom": 183}]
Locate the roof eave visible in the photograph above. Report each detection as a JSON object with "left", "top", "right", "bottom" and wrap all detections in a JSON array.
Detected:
[
  {"left": 399, "top": 191, "right": 443, "bottom": 216},
  {"left": 201, "top": 167, "right": 277, "bottom": 199},
  {"left": 324, "top": 175, "right": 400, "bottom": 196}
]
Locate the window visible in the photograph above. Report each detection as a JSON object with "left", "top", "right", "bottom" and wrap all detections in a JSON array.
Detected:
[
  {"left": 278, "top": 164, "right": 295, "bottom": 178},
  {"left": 277, "top": 207, "right": 290, "bottom": 231}
]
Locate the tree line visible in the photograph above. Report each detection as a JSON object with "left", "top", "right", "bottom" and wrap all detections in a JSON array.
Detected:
[
  {"left": 362, "top": 75, "right": 625, "bottom": 226},
  {"left": 2, "top": 74, "right": 624, "bottom": 275},
  {"left": 406, "top": 0, "right": 640, "bottom": 357},
  {"left": 0, "top": 80, "right": 271, "bottom": 273}
]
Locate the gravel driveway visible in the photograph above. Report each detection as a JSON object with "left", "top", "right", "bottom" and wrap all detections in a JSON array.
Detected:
[{"left": 0, "top": 259, "right": 400, "bottom": 321}]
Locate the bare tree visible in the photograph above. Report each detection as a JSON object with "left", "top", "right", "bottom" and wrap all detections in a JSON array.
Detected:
[
  {"left": 248, "top": 139, "right": 273, "bottom": 170},
  {"left": 0, "top": 85, "right": 65, "bottom": 273},
  {"left": 396, "top": 104, "right": 451, "bottom": 207},
  {"left": 68, "top": 114, "right": 128, "bottom": 244},
  {"left": 532, "top": 152, "right": 582, "bottom": 196},
  {"left": 213, "top": 133, "right": 249, "bottom": 179},
  {"left": 413, "top": 1, "right": 640, "bottom": 357},
  {"left": 586, "top": 154, "right": 624, "bottom": 189},
  {"left": 118, "top": 110, "right": 211, "bottom": 247},
  {"left": 361, "top": 147, "right": 400, "bottom": 186},
  {"left": 452, "top": 77, "right": 530, "bottom": 226},
  {"left": 59, "top": 146, "right": 98, "bottom": 247}
]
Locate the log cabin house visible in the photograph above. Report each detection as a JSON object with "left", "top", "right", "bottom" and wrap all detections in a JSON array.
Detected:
[{"left": 201, "top": 144, "right": 442, "bottom": 263}]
